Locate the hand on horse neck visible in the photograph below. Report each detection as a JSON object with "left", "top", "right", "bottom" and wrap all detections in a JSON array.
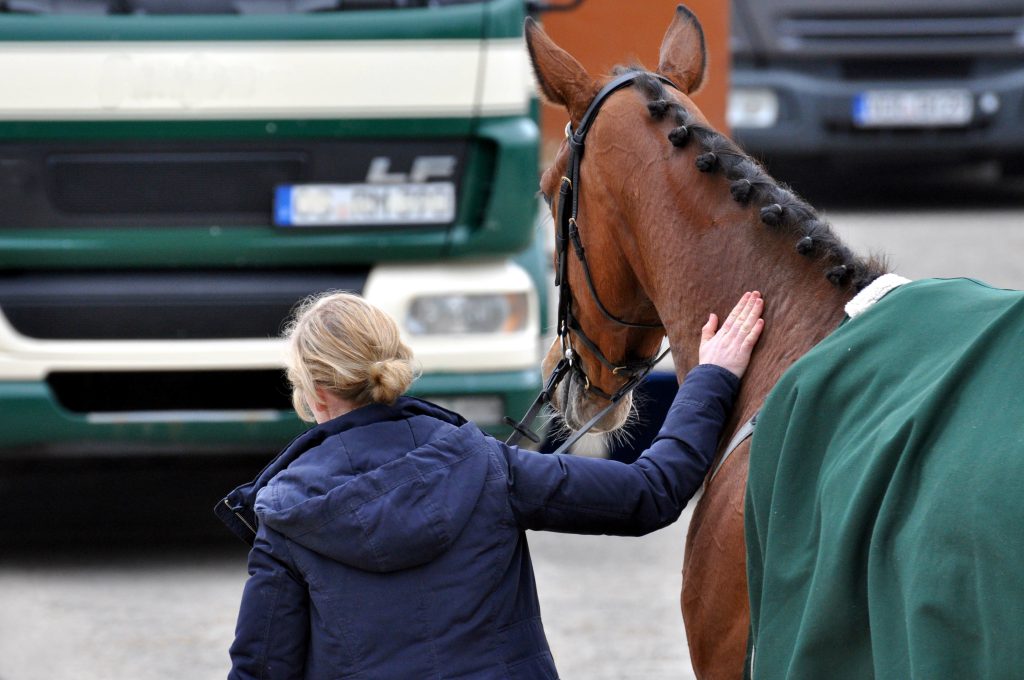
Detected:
[
  {"left": 622, "top": 168, "right": 856, "bottom": 411},
  {"left": 653, "top": 235, "right": 852, "bottom": 421}
]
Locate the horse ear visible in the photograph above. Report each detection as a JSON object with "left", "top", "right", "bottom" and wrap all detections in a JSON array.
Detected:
[
  {"left": 524, "top": 17, "right": 598, "bottom": 123},
  {"left": 657, "top": 4, "right": 707, "bottom": 95}
]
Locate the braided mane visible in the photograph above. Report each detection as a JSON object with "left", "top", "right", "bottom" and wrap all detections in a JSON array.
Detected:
[{"left": 617, "top": 66, "right": 888, "bottom": 292}]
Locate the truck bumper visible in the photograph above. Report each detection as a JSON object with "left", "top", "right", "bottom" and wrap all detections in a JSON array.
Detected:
[
  {"left": 0, "top": 258, "right": 542, "bottom": 456},
  {"left": 730, "top": 61, "right": 1024, "bottom": 165},
  {"left": 0, "top": 368, "right": 540, "bottom": 458}
]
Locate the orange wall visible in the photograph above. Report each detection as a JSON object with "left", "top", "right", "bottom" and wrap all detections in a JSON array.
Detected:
[{"left": 536, "top": 0, "right": 729, "bottom": 161}]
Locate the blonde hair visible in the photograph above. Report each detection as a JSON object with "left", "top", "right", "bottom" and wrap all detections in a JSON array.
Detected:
[{"left": 284, "top": 291, "right": 415, "bottom": 422}]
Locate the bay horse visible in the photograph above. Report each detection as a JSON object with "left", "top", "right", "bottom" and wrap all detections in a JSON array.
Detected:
[{"left": 527, "top": 7, "right": 1024, "bottom": 680}]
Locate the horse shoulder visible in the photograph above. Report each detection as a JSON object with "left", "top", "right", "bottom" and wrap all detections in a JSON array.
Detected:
[{"left": 682, "top": 439, "right": 751, "bottom": 680}]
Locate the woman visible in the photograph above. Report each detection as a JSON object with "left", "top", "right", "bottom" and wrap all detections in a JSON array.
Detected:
[{"left": 220, "top": 290, "right": 764, "bottom": 679}]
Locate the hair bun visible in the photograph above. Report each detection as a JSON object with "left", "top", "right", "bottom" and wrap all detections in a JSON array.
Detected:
[
  {"left": 284, "top": 291, "right": 416, "bottom": 421},
  {"left": 647, "top": 99, "right": 672, "bottom": 119},
  {"left": 760, "top": 203, "right": 784, "bottom": 226},
  {"left": 368, "top": 358, "right": 414, "bottom": 405},
  {"left": 730, "top": 178, "right": 754, "bottom": 204},
  {"left": 695, "top": 152, "right": 718, "bottom": 172},
  {"left": 668, "top": 125, "right": 690, "bottom": 147}
]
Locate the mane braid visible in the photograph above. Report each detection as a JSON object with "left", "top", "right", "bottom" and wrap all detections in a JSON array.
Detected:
[{"left": 611, "top": 66, "right": 889, "bottom": 292}]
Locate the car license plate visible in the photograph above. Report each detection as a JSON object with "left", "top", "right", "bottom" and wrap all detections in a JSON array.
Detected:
[
  {"left": 274, "top": 182, "right": 456, "bottom": 227},
  {"left": 852, "top": 89, "right": 973, "bottom": 128}
]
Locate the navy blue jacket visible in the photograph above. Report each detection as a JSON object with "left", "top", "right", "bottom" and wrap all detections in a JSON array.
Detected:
[{"left": 219, "top": 364, "right": 738, "bottom": 680}]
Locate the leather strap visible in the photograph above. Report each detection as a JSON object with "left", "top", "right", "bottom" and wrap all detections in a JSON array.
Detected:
[{"left": 708, "top": 411, "right": 758, "bottom": 483}]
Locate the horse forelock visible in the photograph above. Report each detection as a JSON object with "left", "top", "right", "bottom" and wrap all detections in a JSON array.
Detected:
[{"left": 609, "top": 65, "right": 889, "bottom": 293}]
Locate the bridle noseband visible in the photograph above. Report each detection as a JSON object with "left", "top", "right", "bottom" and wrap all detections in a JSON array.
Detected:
[{"left": 505, "top": 71, "right": 675, "bottom": 453}]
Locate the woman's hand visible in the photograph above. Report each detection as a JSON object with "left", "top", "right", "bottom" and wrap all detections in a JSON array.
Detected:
[{"left": 698, "top": 291, "right": 765, "bottom": 379}]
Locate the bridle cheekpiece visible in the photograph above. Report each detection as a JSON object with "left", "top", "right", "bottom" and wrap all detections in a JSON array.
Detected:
[{"left": 505, "top": 71, "right": 676, "bottom": 453}]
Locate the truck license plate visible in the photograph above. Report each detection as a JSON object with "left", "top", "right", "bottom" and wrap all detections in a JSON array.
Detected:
[
  {"left": 853, "top": 90, "right": 973, "bottom": 128},
  {"left": 275, "top": 182, "right": 456, "bottom": 227}
]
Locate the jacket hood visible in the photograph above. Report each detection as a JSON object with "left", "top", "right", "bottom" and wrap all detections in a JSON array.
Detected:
[{"left": 253, "top": 401, "right": 494, "bottom": 573}]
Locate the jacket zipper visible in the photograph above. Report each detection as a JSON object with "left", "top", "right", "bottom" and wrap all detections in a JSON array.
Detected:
[{"left": 223, "top": 498, "right": 257, "bottom": 537}]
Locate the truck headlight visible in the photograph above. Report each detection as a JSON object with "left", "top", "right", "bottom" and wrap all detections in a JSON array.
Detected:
[
  {"left": 727, "top": 88, "right": 780, "bottom": 129},
  {"left": 406, "top": 293, "right": 528, "bottom": 335}
]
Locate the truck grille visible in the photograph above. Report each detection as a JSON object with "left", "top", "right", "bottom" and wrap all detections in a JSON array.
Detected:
[
  {"left": 47, "top": 369, "right": 291, "bottom": 413},
  {"left": 777, "top": 11, "right": 1024, "bottom": 57},
  {"left": 0, "top": 269, "right": 369, "bottom": 340},
  {"left": 50, "top": 151, "right": 305, "bottom": 217},
  {"left": 0, "top": 139, "right": 467, "bottom": 229},
  {"left": 839, "top": 58, "right": 973, "bottom": 80}
]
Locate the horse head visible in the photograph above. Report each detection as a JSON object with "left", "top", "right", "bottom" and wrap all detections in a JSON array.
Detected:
[
  {"left": 526, "top": 7, "right": 713, "bottom": 433},
  {"left": 527, "top": 6, "right": 884, "bottom": 437}
]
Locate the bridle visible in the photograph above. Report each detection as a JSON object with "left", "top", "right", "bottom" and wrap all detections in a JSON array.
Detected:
[{"left": 505, "top": 71, "right": 674, "bottom": 453}]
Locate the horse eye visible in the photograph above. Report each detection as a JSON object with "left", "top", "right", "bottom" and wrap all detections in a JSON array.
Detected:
[{"left": 541, "top": 192, "right": 552, "bottom": 208}]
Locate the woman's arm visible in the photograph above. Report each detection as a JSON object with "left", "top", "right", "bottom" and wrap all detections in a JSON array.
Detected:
[
  {"left": 506, "top": 292, "right": 763, "bottom": 536},
  {"left": 228, "top": 528, "right": 310, "bottom": 680}
]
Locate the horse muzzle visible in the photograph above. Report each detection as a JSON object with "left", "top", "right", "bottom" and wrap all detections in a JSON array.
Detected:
[{"left": 542, "top": 345, "right": 633, "bottom": 434}]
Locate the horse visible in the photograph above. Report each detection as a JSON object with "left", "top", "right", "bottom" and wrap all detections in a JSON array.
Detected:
[{"left": 526, "top": 7, "right": 1024, "bottom": 680}]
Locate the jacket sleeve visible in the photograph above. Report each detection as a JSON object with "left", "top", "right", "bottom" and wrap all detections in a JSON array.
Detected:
[
  {"left": 228, "top": 526, "right": 309, "bottom": 680},
  {"left": 505, "top": 363, "right": 739, "bottom": 536}
]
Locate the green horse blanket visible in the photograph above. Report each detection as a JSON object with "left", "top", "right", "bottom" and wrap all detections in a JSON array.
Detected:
[{"left": 746, "top": 278, "right": 1024, "bottom": 679}]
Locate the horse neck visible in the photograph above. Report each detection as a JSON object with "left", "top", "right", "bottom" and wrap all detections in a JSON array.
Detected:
[{"left": 635, "top": 197, "right": 853, "bottom": 422}]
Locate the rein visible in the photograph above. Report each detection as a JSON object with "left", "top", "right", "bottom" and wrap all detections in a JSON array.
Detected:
[{"left": 505, "top": 71, "right": 675, "bottom": 453}]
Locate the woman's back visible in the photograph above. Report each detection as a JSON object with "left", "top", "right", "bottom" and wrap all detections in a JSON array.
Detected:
[{"left": 234, "top": 398, "right": 557, "bottom": 679}]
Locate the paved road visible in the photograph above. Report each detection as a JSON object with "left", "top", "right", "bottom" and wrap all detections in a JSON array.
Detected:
[
  {"left": 0, "top": 510, "right": 698, "bottom": 680},
  {"left": 2, "top": 171, "right": 1022, "bottom": 680}
]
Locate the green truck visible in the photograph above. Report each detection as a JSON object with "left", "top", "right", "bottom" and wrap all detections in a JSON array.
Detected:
[{"left": 0, "top": 0, "right": 547, "bottom": 462}]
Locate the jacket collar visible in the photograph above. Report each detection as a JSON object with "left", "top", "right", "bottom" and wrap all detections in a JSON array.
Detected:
[{"left": 216, "top": 396, "right": 467, "bottom": 545}]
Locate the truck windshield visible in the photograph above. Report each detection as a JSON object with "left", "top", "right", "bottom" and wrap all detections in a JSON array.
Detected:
[{"left": 1, "top": 0, "right": 487, "bottom": 14}]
